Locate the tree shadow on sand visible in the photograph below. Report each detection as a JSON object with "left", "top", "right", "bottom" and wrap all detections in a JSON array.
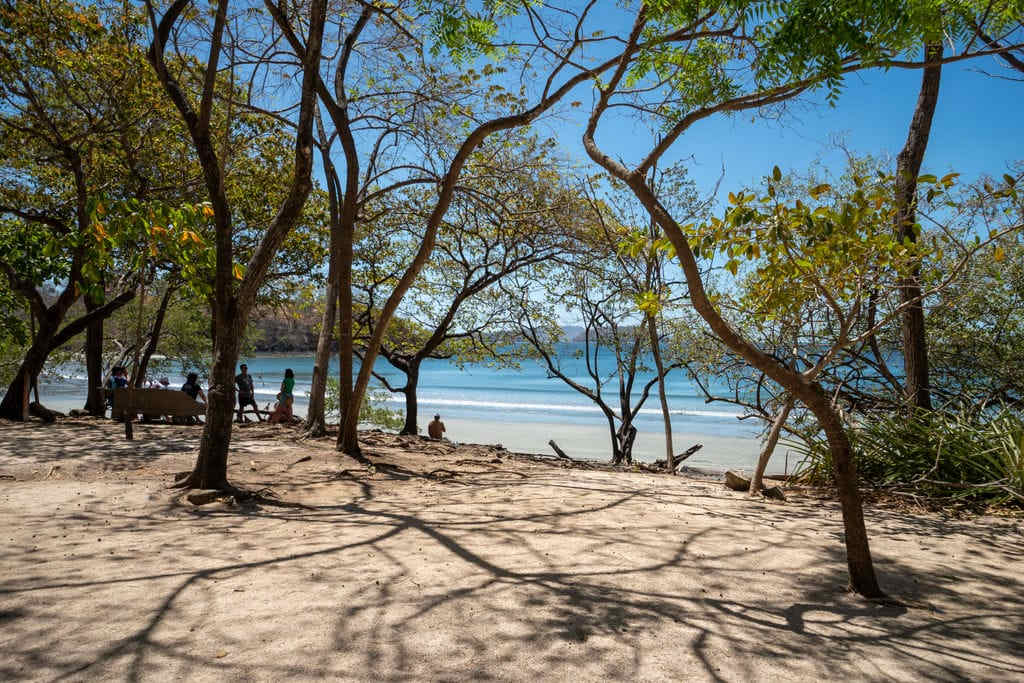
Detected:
[{"left": 1, "top": 442, "right": 1022, "bottom": 681}]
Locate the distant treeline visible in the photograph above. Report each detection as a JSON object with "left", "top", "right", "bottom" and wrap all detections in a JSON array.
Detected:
[{"left": 246, "top": 317, "right": 597, "bottom": 354}]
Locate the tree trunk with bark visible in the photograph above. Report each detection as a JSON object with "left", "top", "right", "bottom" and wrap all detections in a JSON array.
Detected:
[
  {"left": 805, "top": 386, "right": 881, "bottom": 596},
  {"left": 750, "top": 397, "right": 794, "bottom": 495},
  {"left": 580, "top": 13, "right": 884, "bottom": 597},
  {"left": 305, "top": 132, "right": 340, "bottom": 438},
  {"left": 133, "top": 284, "right": 175, "bottom": 388},
  {"left": 180, "top": 325, "right": 242, "bottom": 490},
  {"left": 305, "top": 251, "right": 338, "bottom": 436},
  {"left": 0, "top": 311, "right": 61, "bottom": 420},
  {"left": 83, "top": 291, "right": 105, "bottom": 416},
  {"left": 151, "top": 0, "right": 326, "bottom": 489},
  {"left": 400, "top": 362, "right": 420, "bottom": 435},
  {"left": 648, "top": 314, "right": 674, "bottom": 471},
  {"left": 895, "top": 42, "right": 942, "bottom": 410},
  {"left": 584, "top": 148, "right": 884, "bottom": 597},
  {"left": 613, "top": 422, "right": 637, "bottom": 465}
]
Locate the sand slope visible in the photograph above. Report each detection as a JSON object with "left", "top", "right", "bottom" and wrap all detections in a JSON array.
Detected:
[{"left": 1, "top": 420, "right": 1022, "bottom": 681}]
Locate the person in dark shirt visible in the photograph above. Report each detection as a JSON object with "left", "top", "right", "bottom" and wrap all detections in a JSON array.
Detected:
[
  {"left": 179, "top": 372, "right": 206, "bottom": 425},
  {"left": 104, "top": 366, "right": 128, "bottom": 409},
  {"left": 235, "top": 363, "right": 259, "bottom": 422},
  {"left": 181, "top": 372, "right": 206, "bottom": 402}
]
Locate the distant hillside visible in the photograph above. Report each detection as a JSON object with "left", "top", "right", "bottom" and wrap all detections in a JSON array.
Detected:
[
  {"left": 248, "top": 309, "right": 320, "bottom": 352},
  {"left": 246, "top": 314, "right": 595, "bottom": 353}
]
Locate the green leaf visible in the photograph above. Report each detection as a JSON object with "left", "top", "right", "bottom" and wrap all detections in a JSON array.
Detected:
[
  {"left": 772, "top": 165, "right": 782, "bottom": 182},
  {"left": 809, "top": 183, "right": 831, "bottom": 199}
]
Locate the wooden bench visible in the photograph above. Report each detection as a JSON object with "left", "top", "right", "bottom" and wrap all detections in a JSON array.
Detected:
[{"left": 111, "top": 388, "right": 206, "bottom": 424}]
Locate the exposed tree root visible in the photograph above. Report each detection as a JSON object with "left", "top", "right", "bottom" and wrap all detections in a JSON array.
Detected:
[
  {"left": 169, "top": 470, "right": 227, "bottom": 490},
  {"left": 172, "top": 476, "right": 312, "bottom": 510},
  {"left": 302, "top": 421, "right": 327, "bottom": 439}
]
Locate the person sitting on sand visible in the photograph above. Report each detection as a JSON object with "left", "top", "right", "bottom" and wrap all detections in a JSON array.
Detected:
[
  {"left": 427, "top": 414, "right": 445, "bottom": 440},
  {"left": 268, "top": 368, "right": 295, "bottom": 424},
  {"left": 235, "top": 363, "right": 259, "bottom": 423}
]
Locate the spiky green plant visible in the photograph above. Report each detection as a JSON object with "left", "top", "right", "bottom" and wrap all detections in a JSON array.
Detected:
[{"left": 788, "top": 407, "right": 1024, "bottom": 505}]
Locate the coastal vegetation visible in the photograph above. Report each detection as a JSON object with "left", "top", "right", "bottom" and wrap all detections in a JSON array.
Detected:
[{"left": 1, "top": 0, "right": 1023, "bottom": 606}]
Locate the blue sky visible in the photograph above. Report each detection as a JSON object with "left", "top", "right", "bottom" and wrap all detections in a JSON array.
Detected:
[{"left": 535, "top": 54, "right": 1023, "bottom": 199}]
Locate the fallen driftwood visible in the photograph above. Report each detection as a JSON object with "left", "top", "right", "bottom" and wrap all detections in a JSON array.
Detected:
[
  {"left": 548, "top": 440, "right": 572, "bottom": 460},
  {"left": 724, "top": 471, "right": 787, "bottom": 501},
  {"left": 724, "top": 471, "right": 751, "bottom": 491},
  {"left": 653, "top": 443, "right": 703, "bottom": 471}
]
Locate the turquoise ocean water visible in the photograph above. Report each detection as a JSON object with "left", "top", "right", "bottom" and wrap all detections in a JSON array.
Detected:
[{"left": 36, "top": 344, "right": 769, "bottom": 469}]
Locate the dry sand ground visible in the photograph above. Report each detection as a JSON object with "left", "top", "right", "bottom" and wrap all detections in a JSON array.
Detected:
[{"left": 1, "top": 419, "right": 1022, "bottom": 682}]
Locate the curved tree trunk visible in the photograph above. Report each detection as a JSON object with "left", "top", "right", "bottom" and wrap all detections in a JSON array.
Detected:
[
  {"left": 0, "top": 312, "right": 60, "bottom": 420},
  {"left": 134, "top": 284, "right": 175, "bottom": 388},
  {"left": 895, "top": 42, "right": 942, "bottom": 410},
  {"left": 580, "top": 13, "right": 882, "bottom": 597},
  {"left": 0, "top": 287, "right": 136, "bottom": 420},
  {"left": 0, "top": 360, "right": 38, "bottom": 421},
  {"left": 750, "top": 397, "right": 794, "bottom": 495},
  {"left": 84, "top": 291, "right": 105, "bottom": 416},
  {"left": 803, "top": 386, "right": 881, "bottom": 596},
  {"left": 585, "top": 146, "right": 884, "bottom": 597},
  {"left": 151, "top": 0, "right": 326, "bottom": 489},
  {"left": 399, "top": 362, "right": 420, "bottom": 435}
]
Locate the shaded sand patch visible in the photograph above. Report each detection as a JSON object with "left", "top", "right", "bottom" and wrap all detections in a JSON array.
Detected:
[{"left": 1, "top": 419, "right": 1022, "bottom": 681}]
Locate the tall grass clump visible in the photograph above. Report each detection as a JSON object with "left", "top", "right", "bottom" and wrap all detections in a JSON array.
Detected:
[{"left": 789, "top": 407, "right": 1024, "bottom": 506}]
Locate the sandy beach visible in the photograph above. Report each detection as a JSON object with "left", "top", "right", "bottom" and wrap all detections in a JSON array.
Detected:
[
  {"left": 35, "top": 390, "right": 766, "bottom": 472},
  {"left": 1, "top": 418, "right": 1022, "bottom": 681}
]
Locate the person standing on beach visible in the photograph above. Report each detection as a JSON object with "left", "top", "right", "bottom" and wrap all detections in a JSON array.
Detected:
[
  {"left": 235, "top": 364, "right": 259, "bottom": 423},
  {"left": 428, "top": 414, "right": 445, "bottom": 440}
]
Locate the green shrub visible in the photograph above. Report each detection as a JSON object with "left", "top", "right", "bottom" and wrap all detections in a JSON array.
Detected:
[
  {"left": 789, "top": 407, "right": 1024, "bottom": 505},
  {"left": 324, "top": 377, "right": 405, "bottom": 431}
]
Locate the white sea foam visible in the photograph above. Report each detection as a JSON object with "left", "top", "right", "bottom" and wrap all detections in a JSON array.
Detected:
[
  {"left": 255, "top": 388, "right": 740, "bottom": 419},
  {"left": 395, "top": 396, "right": 742, "bottom": 420}
]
